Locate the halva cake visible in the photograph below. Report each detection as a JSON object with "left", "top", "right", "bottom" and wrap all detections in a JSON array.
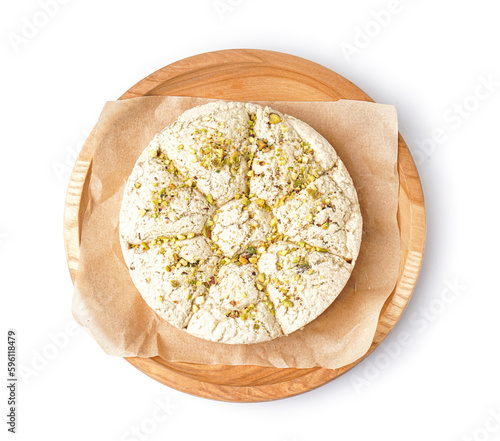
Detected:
[{"left": 119, "top": 101, "right": 362, "bottom": 344}]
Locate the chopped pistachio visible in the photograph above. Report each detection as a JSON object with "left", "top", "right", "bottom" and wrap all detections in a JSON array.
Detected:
[
  {"left": 202, "top": 225, "right": 211, "bottom": 238},
  {"left": 269, "top": 113, "right": 282, "bottom": 124},
  {"left": 256, "top": 139, "right": 267, "bottom": 150},
  {"left": 134, "top": 182, "right": 141, "bottom": 189},
  {"left": 187, "top": 232, "right": 195, "bottom": 239},
  {"left": 170, "top": 280, "right": 179, "bottom": 288},
  {"left": 206, "top": 194, "right": 214, "bottom": 205},
  {"left": 139, "top": 208, "right": 147, "bottom": 217},
  {"left": 141, "top": 242, "right": 150, "bottom": 250},
  {"left": 282, "top": 299, "right": 294, "bottom": 308}
]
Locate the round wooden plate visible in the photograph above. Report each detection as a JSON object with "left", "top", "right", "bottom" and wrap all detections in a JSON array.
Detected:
[{"left": 64, "top": 49, "right": 426, "bottom": 402}]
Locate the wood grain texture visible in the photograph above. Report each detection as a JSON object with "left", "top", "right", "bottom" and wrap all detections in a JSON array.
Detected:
[{"left": 63, "top": 49, "right": 426, "bottom": 402}]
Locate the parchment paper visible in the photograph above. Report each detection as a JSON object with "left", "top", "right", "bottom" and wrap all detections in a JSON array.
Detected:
[{"left": 72, "top": 96, "right": 400, "bottom": 369}]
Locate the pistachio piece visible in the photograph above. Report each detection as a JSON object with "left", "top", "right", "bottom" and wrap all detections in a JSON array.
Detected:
[
  {"left": 206, "top": 194, "right": 214, "bottom": 205},
  {"left": 269, "top": 113, "right": 282, "bottom": 124},
  {"left": 202, "top": 225, "right": 211, "bottom": 238},
  {"left": 282, "top": 299, "right": 294, "bottom": 308},
  {"left": 256, "top": 139, "right": 267, "bottom": 150}
]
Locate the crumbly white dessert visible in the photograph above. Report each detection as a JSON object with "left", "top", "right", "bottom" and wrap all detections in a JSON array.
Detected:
[{"left": 119, "top": 101, "right": 362, "bottom": 344}]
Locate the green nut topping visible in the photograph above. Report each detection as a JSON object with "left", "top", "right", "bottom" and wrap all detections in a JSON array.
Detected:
[{"left": 269, "top": 113, "right": 282, "bottom": 124}]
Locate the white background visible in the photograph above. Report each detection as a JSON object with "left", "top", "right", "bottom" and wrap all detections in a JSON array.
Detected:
[{"left": 1, "top": 1, "right": 500, "bottom": 440}]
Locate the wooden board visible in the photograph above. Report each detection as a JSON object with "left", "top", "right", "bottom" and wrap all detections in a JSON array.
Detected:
[{"left": 63, "top": 49, "right": 426, "bottom": 402}]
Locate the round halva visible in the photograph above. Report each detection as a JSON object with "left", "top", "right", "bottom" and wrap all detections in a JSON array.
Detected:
[{"left": 119, "top": 101, "right": 362, "bottom": 344}]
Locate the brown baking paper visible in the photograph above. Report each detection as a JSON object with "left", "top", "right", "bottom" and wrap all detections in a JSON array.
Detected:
[{"left": 72, "top": 96, "right": 400, "bottom": 369}]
